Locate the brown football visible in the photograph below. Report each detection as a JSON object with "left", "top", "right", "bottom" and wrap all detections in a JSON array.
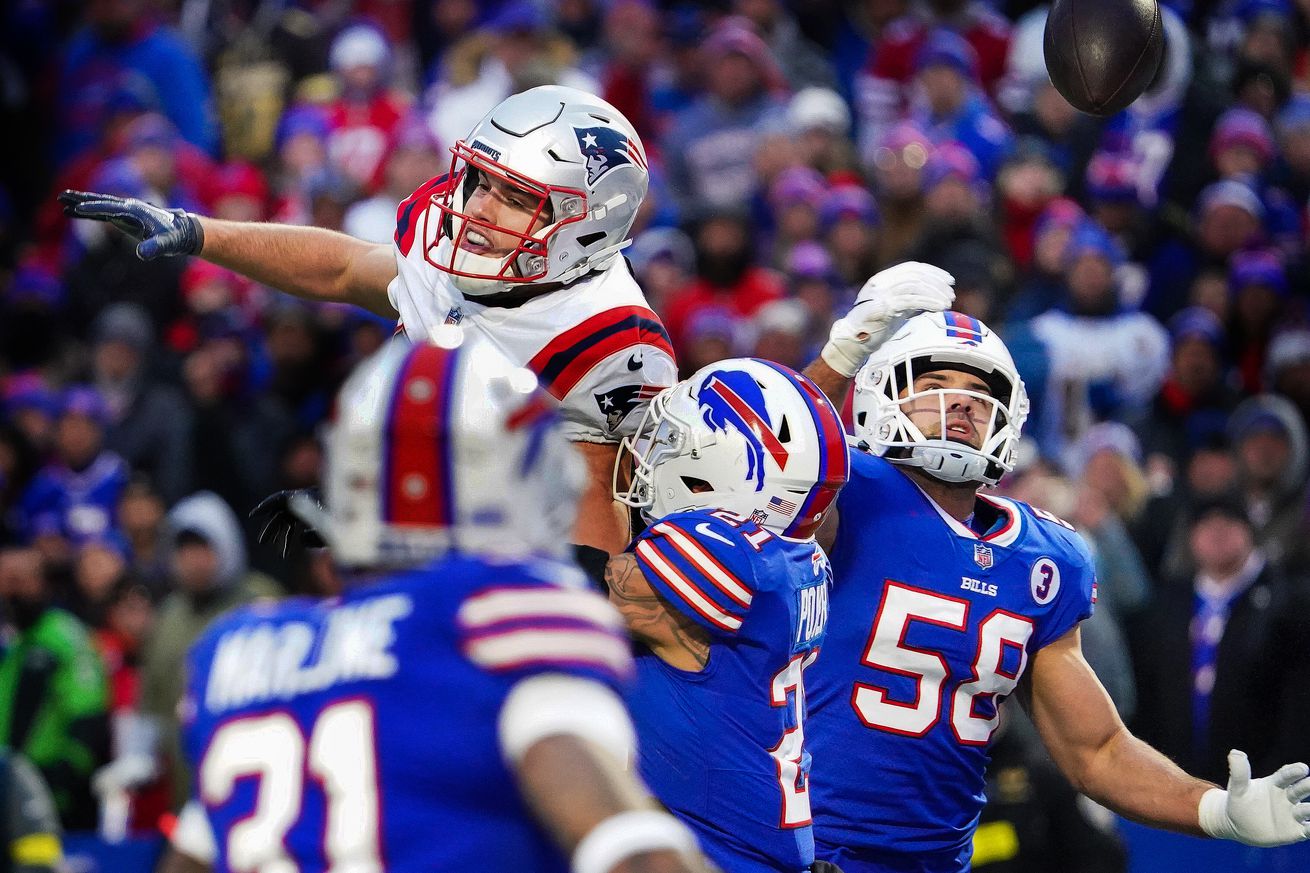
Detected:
[{"left": 1043, "top": 0, "right": 1166, "bottom": 116}]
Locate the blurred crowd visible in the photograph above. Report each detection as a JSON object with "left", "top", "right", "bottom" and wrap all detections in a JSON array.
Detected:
[{"left": 1, "top": 0, "right": 1309, "bottom": 863}]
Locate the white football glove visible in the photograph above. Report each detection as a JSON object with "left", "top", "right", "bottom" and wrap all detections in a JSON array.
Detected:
[
  {"left": 820, "top": 261, "right": 956, "bottom": 377},
  {"left": 1199, "top": 750, "right": 1310, "bottom": 847}
]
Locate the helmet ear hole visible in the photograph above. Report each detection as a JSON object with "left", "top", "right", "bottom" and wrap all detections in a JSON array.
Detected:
[
  {"left": 680, "top": 476, "right": 713, "bottom": 493},
  {"left": 855, "top": 411, "right": 867, "bottom": 428}
]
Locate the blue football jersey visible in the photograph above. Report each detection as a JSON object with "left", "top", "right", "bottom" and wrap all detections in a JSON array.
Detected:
[
  {"left": 807, "top": 451, "right": 1096, "bottom": 872},
  {"left": 180, "top": 554, "right": 633, "bottom": 873},
  {"left": 626, "top": 508, "right": 831, "bottom": 873}
]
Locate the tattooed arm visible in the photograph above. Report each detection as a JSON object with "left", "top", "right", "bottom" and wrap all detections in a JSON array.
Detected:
[{"left": 605, "top": 554, "right": 712, "bottom": 671}]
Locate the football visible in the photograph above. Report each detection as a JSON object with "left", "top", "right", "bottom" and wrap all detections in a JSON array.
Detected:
[{"left": 1043, "top": 0, "right": 1166, "bottom": 116}]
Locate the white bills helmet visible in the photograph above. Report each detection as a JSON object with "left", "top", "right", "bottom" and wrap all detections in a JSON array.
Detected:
[
  {"left": 426, "top": 85, "right": 649, "bottom": 296},
  {"left": 615, "top": 358, "right": 849, "bottom": 539},
  {"left": 316, "top": 330, "right": 584, "bottom": 567},
  {"left": 853, "top": 311, "right": 1029, "bottom": 486}
]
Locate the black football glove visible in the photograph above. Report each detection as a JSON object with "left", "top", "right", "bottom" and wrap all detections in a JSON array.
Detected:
[
  {"left": 60, "top": 189, "right": 204, "bottom": 261},
  {"left": 250, "top": 489, "right": 327, "bottom": 558}
]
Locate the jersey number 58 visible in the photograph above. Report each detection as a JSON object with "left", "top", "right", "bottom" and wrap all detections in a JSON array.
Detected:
[{"left": 852, "top": 583, "right": 1034, "bottom": 745}]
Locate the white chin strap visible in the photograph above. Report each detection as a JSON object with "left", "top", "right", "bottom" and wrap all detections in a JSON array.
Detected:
[
  {"left": 901, "top": 441, "right": 992, "bottom": 484},
  {"left": 434, "top": 236, "right": 515, "bottom": 297}
]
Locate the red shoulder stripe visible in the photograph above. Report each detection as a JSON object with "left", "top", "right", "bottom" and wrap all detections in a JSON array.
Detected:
[{"left": 527, "top": 305, "right": 675, "bottom": 399}]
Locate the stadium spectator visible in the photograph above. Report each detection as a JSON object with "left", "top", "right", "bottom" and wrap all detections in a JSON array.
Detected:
[
  {"left": 115, "top": 480, "right": 171, "bottom": 598},
  {"left": 1023, "top": 224, "right": 1171, "bottom": 464},
  {"left": 1129, "top": 494, "right": 1310, "bottom": 785},
  {"left": 733, "top": 0, "right": 838, "bottom": 91},
  {"left": 853, "top": 0, "right": 1011, "bottom": 155},
  {"left": 344, "top": 118, "right": 443, "bottom": 244},
  {"left": 1264, "top": 329, "right": 1310, "bottom": 424},
  {"left": 1227, "top": 249, "right": 1290, "bottom": 393},
  {"left": 17, "top": 388, "right": 130, "bottom": 563},
  {"left": 663, "top": 20, "right": 789, "bottom": 211},
  {"left": 788, "top": 86, "right": 859, "bottom": 177},
  {"left": 1227, "top": 394, "right": 1309, "bottom": 567},
  {"left": 139, "top": 492, "right": 281, "bottom": 809},
  {"left": 663, "top": 207, "right": 784, "bottom": 353},
  {"left": 822, "top": 183, "right": 882, "bottom": 286},
  {"left": 54, "top": 0, "right": 217, "bottom": 164},
  {"left": 869, "top": 123, "right": 933, "bottom": 263},
  {"left": 0, "top": 547, "right": 109, "bottom": 829},
  {"left": 91, "top": 303, "right": 193, "bottom": 504},
  {"left": 910, "top": 30, "right": 1014, "bottom": 182},
  {"left": 1134, "top": 307, "right": 1241, "bottom": 468},
  {"left": 324, "top": 23, "right": 411, "bottom": 190}
]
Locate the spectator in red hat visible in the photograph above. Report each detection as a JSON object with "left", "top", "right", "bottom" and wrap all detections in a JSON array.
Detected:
[
  {"left": 204, "top": 162, "right": 270, "bottom": 223},
  {"left": 996, "top": 141, "right": 1064, "bottom": 271},
  {"left": 1211, "top": 108, "right": 1277, "bottom": 181}
]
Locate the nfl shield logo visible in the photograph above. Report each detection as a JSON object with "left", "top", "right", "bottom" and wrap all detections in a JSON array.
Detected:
[
  {"left": 444, "top": 307, "right": 463, "bottom": 325},
  {"left": 973, "top": 543, "right": 994, "bottom": 569}
]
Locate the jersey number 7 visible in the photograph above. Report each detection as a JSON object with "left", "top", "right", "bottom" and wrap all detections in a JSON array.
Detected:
[
  {"left": 852, "top": 582, "right": 1034, "bottom": 744},
  {"left": 199, "top": 699, "right": 383, "bottom": 872}
]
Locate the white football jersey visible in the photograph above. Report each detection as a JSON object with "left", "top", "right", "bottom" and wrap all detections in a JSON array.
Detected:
[{"left": 388, "top": 176, "right": 677, "bottom": 443}]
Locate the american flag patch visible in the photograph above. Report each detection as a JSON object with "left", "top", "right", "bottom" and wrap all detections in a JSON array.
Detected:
[{"left": 768, "top": 495, "right": 798, "bottom": 514}]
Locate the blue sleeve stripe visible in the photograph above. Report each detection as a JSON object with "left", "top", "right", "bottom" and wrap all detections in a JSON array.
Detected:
[
  {"left": 649, "top": 522, "right": 753, "bottom": 607},
  {"left": 634, "top": 540, "right": 743, "bottom": 632}
]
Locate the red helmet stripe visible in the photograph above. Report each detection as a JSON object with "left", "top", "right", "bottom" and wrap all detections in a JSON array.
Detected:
[{"left": 382, "top": 344, "right": 458, "bottom": 526}]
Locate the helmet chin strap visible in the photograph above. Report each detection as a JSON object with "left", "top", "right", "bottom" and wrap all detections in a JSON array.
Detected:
[
  {"left": 902, "top": 442, "right": 991, "bottom": 484},
  {"left": 436, "top": 237, "right": 516, "bottom": 297}
]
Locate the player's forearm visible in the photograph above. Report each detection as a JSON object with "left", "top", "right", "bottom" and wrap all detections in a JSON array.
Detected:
[
  {"left": 517, "top": 736, "right": 698, "bottom": 873},
  {"left": 1067, "top": 725, "right": 1215, "bottom": 835},
  {"left": 574, "top": 442, "right": 633, "bottom": 555},
  {"left": 197, "top": 217, "right": 396, "bottom": 314},
  {"left": 802, "top": 358, "right": 852, "bottom": 410}
]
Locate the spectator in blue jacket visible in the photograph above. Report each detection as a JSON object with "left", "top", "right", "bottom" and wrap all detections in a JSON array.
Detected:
[
  {"left": 18, "top": 388, "right": 129, "bottom": 563},
  {"left": 55, "top": 0, "right": 217, "bottom": 165}
]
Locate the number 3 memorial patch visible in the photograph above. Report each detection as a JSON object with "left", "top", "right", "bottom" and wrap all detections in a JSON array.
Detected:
[{"left": 1030, "top": 558, "right": 1060, "bottom": 605}]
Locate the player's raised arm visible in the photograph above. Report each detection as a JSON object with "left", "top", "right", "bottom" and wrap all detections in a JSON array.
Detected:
[
  {"left": 802, "top": 261, "right": 956, "bottom": 409},
  {"left": 59, "top": 191, "right": 397, "bottom": 316},
  {"left": 1027, "top": 625, "right": 1310, "bottom": 846}
]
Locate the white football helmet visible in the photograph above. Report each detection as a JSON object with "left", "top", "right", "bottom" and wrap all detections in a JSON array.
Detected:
[
  {"left": 316, "top": 329, "right": 584, "bottom": 567},
  {"left": 853, "top": 311, "right": 1029, "bottom": 486},
  {"left": 426, "top": 85, "right": 649, "bottom": 296},
  {"left": 614, "top": 358, "right": 849, "bottom": 539}
]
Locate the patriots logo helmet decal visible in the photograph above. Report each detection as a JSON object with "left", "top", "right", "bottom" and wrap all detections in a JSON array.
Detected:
[{"left": 574, "top": 125, "right": 647, "bottom": 187}]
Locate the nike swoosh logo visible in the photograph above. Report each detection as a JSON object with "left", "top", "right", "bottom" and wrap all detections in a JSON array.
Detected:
[
  {"left": 626, "top": 354, "right": 643, "bottom": 371},
  {"left": 695, "top": 523, "right": 735, "bottom": 547}
]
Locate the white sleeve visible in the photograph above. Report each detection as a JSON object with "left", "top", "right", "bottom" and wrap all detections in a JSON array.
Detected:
[
  {"left": 497, "top": 673, "right": 637, "bottom": 766},
  {"left": 170, "top": 799, "right": 219, "bottom": 864},
  {"left": 559, "top": 345, "right": 677, "bottom": 444}
]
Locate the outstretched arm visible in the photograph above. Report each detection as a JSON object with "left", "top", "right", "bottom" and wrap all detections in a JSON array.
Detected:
[
  {"left": 1029, "top": 627, "right": 1310, "bottom": 845},
  {"left": 197, "top": 217, "right": 397, "bottom": 316},
  {"left": 60, "top": 191, "right": 398, "bottom": 316}
]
